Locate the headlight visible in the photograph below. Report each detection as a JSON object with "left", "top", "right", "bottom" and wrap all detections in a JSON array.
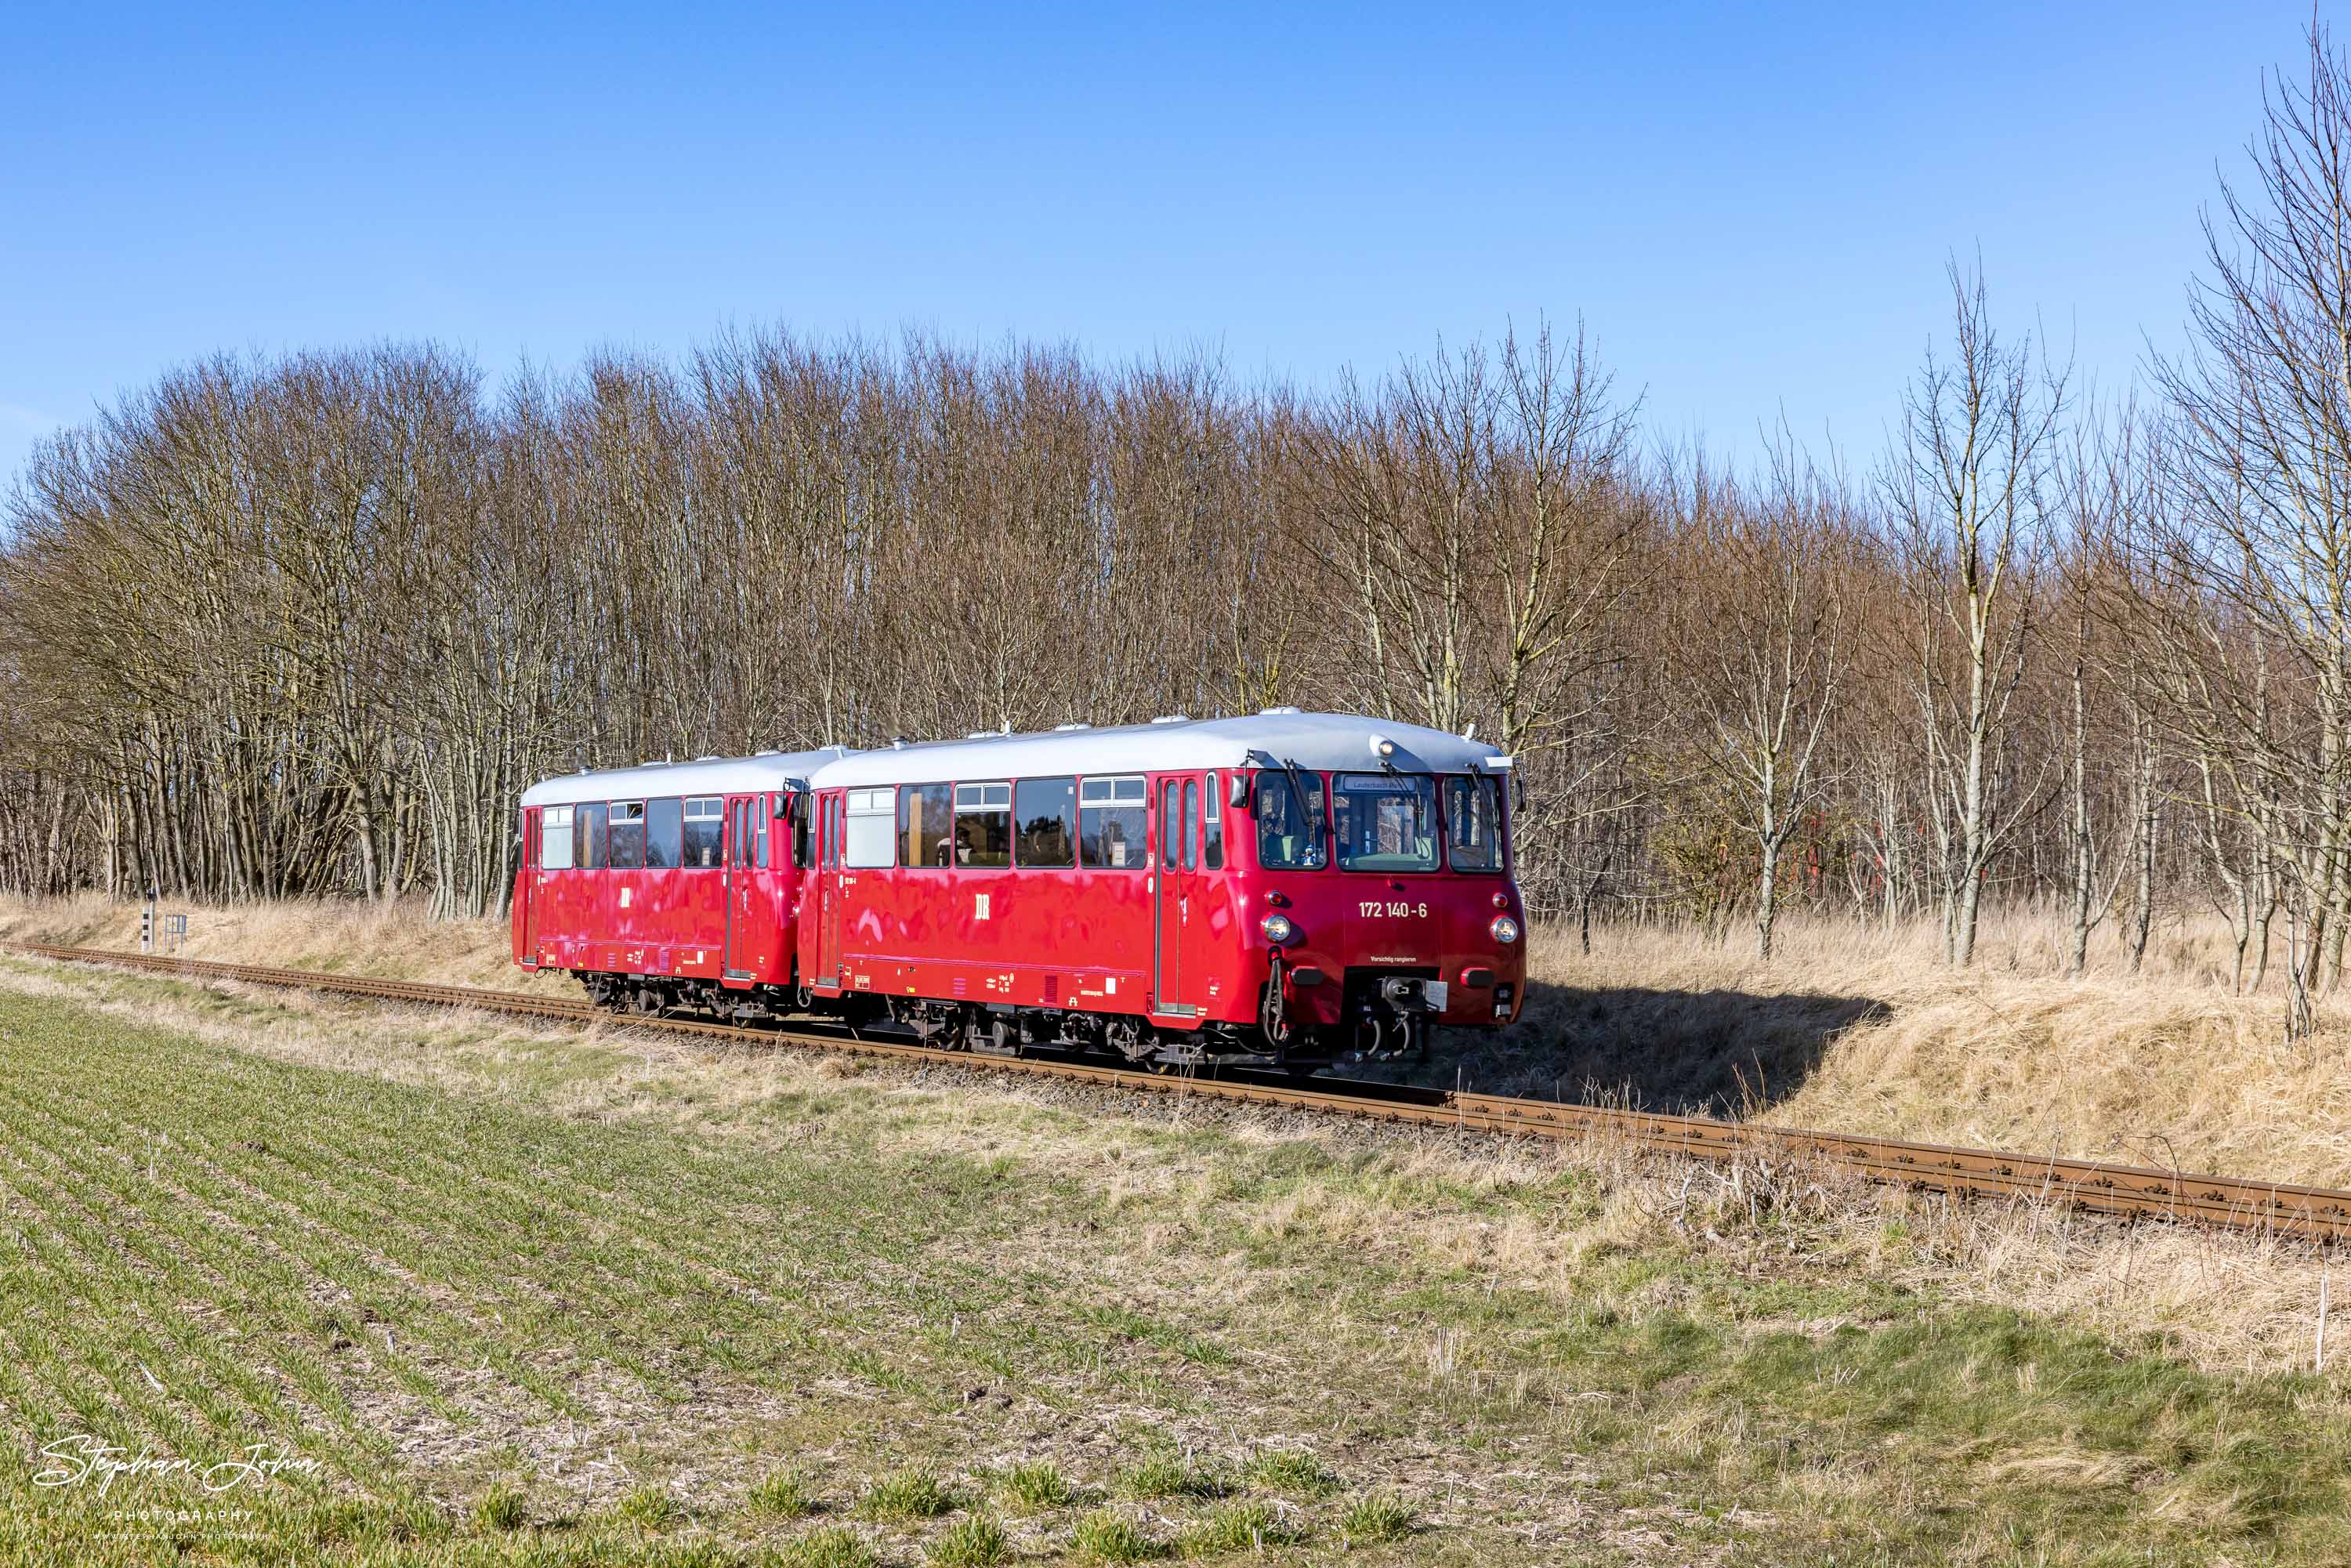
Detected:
[
  {"left": 1261, "top": 912, "right": 1297, "bottom": 945},
  {"left": 1490, "top": 915, "right": 1521, "bottom": 945}
]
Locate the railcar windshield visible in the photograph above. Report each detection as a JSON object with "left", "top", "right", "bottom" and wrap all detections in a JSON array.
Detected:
[
  {"left": 1331, "top": 773, "right": 1440, "bottom": 872},
  {"left": 1444, "top": 774, "right": 1505, "bottom": 871},
  {"left": 1255, "top": 769, "right": 1328, "bottom": 870}
]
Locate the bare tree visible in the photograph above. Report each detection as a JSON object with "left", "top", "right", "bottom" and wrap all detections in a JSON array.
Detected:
[{"left": 1885, "top": 262, "right": 2069, "bottom": 965}]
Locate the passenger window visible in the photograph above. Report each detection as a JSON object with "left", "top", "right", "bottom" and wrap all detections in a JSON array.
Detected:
[
  {"left": 608, "top": 801, "right": 647, "bottom": 869},
  {"left": 575, "top": 802, "right": 610, "bottom": 869},
  {"left": 683, "top": 798, "right": 723, "bottom": 867},
  {"left": 1015, "top": 777, "right": 1077, "bottom": 867},
  {"left": 1182, "top": 780, "right": 1199, "bottom": 869},
  {"left": 900, "top": 784, "right": 952, "bottom": 867},
  {"left": 540, "top": 805, "right": 574, "bottom": 870},
  {"left": 1078, "top": 777, "right": 1147, "bottom": 870},
  {"left": 846, "top": 788, "right": 893, "bottom": 867},
  {"left": 646, "top": 798, "right": 683, "bottom": 869},
  {"left": 1203, "top": 773, "right": 1223, "bottom": 870},
  {"left": 955, "top": 782, "right": 1012, "bottom": 868},
  {"left": 755, "top": 798, "right": 770, "bottom": 869}
]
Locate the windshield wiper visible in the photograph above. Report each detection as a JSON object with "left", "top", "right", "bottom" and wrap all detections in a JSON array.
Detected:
[{"left": 1277, "top": 755, "right": 1324, "bottom": 867}]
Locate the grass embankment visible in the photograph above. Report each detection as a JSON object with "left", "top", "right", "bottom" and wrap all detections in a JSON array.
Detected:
[
  {"left": 0, "top": 893, "right": 559, "bottom": 998},
  {"left": 1, "top": 957, "right": 2349, "bottom": 1563},
  {"left": 11, "top": 893, "right": 2351, "bottom": 1188},
  {"left": 1381, "top": 910, "right": 2351, "bottom": 1190}
]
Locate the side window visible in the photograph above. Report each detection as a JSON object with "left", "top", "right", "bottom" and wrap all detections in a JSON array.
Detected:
[
  {"left": 846, "top": 788, "right": 895, "bottom": 867},
  {"left": 575, "top": 802, "right": 610, "bottom": 869},
  {"left": 1182, "top": 780, "right": 1199, "bottom": 869},
  {"left": 730, "top": 799, "right": 751, "bottom": 867},
  {"left": 1203, "top": 773, "right": 1224, "bottom": 871},
  {"left": 1444, "top": 775, "right": 1504, "bottom": 872},
  {"left": 683, "top": 797, "right": 723, "bottom": 867},
  {"left": 608, "top": 801, "right": 647, "bottom": 869},
  {"left": 900, "top": 784, "right": 952, "bottom": 867},
  {"left": 540, "top": 805, "right": 574, "bottom": 869},
  {"left": 955, "top": 782, "right": 1012, "bottom": 868},
  {"left": 755, "top": 797, "right": 772, "bottom": 870},
  {"left": 647, "top": 798, "right": 683, "bottom": 869},
  {"left": 1015, "top": 777, "right": 1077, "bottom": 867},
  {"left": 1078, "top": 777, "right": 1147, "bottom": 869}
]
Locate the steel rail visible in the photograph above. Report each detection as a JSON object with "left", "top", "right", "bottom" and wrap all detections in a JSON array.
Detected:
[{"left": 16, "top": 942, "right": 2351, "bottom": 1243}]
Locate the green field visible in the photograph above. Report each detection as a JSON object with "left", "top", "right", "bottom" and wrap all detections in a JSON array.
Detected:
[{"left": 2, "top": 962, "right": 2349, "bottom": 1565}]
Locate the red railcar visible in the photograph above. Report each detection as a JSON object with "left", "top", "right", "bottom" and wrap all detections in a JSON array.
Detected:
[
  {"left": 513, "top": 748, "right": 850, "bottom": 1014},
  {"left": 516, "top": 712, "right": 1524, "bottom": 1069},
  {"left": 794, "top": 712, "right": 1523, "bottom": 1068}
]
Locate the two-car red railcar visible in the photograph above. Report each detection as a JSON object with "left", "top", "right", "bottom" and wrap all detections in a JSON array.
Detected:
[{"left": 516, "top": 712, "right": 1523, "bottom": 1070}]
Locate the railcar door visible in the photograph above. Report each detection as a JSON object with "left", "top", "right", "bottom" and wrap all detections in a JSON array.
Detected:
[
  {"left": 1183, "top": 772, "right": 1227, "bottom": 1009},
  {"left": 821, "top": 793, "right": 845, "bottom": 985},
  {"left": 518, "top": 807, "right": 541, "bottom": 965},
  {"left": 723, "top": 794, "right": 757, "bottom": 980},
  {"left": 1153, "top": 778, "right": 1194, "bottom": 1017}
]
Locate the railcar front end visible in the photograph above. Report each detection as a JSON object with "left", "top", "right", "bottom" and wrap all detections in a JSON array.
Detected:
[{"left": 1242, "top": 757, "right": 1524, "bottom": 1067}]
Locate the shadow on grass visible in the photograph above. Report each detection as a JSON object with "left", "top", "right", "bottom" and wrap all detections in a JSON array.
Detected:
[{"left": 1353, "top": 980, "right": 1890, "bottom": 1116}]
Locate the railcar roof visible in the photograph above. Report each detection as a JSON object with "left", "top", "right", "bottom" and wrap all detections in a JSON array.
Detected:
[
  {"left": 520, "top": 748, "right": 857, "bottom": 808},
  {"left": 806, "top": 712, "right": 1505, "bottom": 788}
]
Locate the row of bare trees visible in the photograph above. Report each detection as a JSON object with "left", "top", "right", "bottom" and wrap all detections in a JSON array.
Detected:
[{"left": 9, "top": 29, "right": 2351, "bottom": 994}]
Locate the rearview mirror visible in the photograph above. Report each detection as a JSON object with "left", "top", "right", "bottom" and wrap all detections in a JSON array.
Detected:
[{"left": 1229, "top": 772, "right": 1249, "bottom": 811}]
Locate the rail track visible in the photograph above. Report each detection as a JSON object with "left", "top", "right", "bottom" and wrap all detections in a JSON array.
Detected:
[{"left": 17, "top": 941, "right": 2351, "bottom": 1244}]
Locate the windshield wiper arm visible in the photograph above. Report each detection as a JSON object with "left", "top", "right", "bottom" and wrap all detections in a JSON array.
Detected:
[{"left": 1277, "top": 755, "right": 1324, "bottom": 865}]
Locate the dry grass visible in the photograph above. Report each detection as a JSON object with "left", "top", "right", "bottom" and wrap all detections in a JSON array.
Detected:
[
  {"left": 1425, "top": 904, "right": 2351, "bottom": 1190},
  {"left": 14, "top": 893, "right": 2351, "bottom": 1188},
  {"left": 0, "top": 892, "right": 572, "bottom": 997}
]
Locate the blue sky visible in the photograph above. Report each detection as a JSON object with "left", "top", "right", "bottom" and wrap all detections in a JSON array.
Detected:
[{"left": 0, "top": 2, "right": 2314, "bottom": 487}]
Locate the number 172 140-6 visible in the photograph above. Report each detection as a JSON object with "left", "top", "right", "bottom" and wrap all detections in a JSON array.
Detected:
[{"left": 1359, "top": 900, "right": 1428, "bottom": 918}]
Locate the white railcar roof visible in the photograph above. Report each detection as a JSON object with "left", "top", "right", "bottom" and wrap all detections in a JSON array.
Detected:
[
  {"left": 520, "top": 748, "right": 856, "bottom": 809},
  {"left": 806, "top": 712, "right": 1505, "bottom": 790}
]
